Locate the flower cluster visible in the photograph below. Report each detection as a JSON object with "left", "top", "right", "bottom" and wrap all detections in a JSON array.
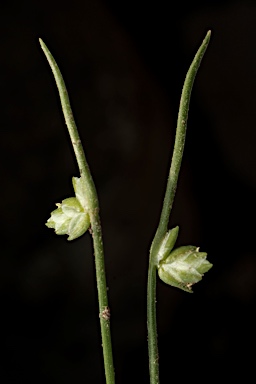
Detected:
[
  {"left": 46, "top": 177, "right": 90, "bottom": 241},
  {"left": 157, "top": 227, "right": 212, "bottom": 292}
]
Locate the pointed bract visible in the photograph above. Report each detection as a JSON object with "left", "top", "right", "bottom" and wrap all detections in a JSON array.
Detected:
[
  {"left": 72, "top": 176, "right": 89, "bottom": 211},
  {"left": 156, "top": 226, "right": 179, "bottom": 264}
]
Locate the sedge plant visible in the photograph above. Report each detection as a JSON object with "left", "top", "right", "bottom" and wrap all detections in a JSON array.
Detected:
[{"left": 40, "top": 30, "right": 212, "bottom": 384}]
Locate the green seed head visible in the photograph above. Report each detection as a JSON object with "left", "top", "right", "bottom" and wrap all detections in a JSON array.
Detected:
[
  {"left": 158, "top": 245, "right": 212, "bottom": 293},
  {"left": 46, "top": 177, "right": 91, "bottom": 241}
]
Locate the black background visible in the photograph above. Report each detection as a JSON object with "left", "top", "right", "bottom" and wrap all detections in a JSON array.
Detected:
[{"left": 1, "top": 0, "right": 256, "bottom": 382}]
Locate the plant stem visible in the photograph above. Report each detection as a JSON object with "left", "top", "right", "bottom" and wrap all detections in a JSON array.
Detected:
[
  {"left": 39, "top": 39, "right": 115, "bottom": 384},
  {"left": 147, "top": 263, "right": 159, "bottom": 383},
  {"left": 147, "top": 31, "right": 211, "bottom": 384}
]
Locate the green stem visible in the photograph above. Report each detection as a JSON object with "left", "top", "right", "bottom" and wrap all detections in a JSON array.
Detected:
[
  {"left": 147, "top": 31, "right": 211, "bottom": 384},
  {"left": 147, "top": 264, "right": 159, "bottom": 384},
  {"left": 40, "top": 39, "right": 115, "bottom": 384}
]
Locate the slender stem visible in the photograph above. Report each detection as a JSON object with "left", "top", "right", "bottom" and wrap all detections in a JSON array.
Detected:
[
  {"left": 150, "top": 30, "right": 211, "bottom": 258},
  {"left": 147, "top": 31, "right": 211, "bottom": 384},
  {"left": 147, "top": 264, "right": 159, "bottom": 384},
  {"left": 40, "top": 39, "right": 115, "bottom": 384}
]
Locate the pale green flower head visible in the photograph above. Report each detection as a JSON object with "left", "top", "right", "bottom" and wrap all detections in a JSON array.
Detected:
[
  {"left": 158, "top": 244, "right": 212, "bottom": 293},
  {"left": 46, "top": 177, "right": 90, "bottom": 241}
]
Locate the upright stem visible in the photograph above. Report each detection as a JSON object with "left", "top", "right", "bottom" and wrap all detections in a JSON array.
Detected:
[
  {"left": 147, "top": 31, "right": 211, "bottom": 384},
  {"left": 40, "top": 39, "right": 115, "bottom": 384},
  {"left": 147, "top": 264, "right": 159, "bottom": 383}
]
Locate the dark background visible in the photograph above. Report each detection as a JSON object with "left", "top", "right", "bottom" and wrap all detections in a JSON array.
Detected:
[{"left": 1, "top": 0, "right": 256, "bottom": 382}]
